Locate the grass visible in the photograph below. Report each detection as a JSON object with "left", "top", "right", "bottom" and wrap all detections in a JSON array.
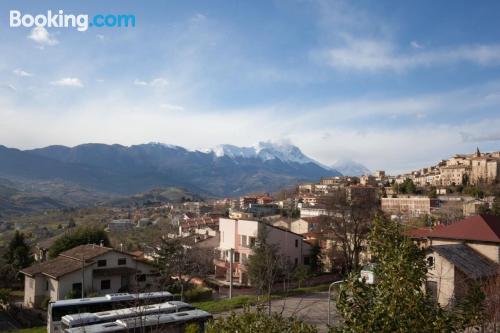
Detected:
[
  {"left": 7, "top": 327, "right": 45, "bottom": 333},
  {"left": 192, "top": 283, "right": 330, "bottom": 313}
]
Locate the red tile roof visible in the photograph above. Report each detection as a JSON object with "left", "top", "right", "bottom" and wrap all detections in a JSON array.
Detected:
[{"left": 408, "top": 215, "right": 500, "bottom": 243}]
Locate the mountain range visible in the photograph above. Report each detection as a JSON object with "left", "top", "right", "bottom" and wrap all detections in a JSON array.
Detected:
[
  {"left": 332, "top": 159, "right": 371, "bottom": 176},
  {"left": 0, "top": 142, "right": 344, "bottom": 202}
]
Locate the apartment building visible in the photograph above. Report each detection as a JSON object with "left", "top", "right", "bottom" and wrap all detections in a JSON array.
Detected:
[
  {"left": 381, "top": 196, "right": 440, "bottom": 219},
  {"left": 215, "top": 218, "right": 311, "bottom": 285}
]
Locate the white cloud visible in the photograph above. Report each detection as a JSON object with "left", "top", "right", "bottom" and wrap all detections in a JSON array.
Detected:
[
  {"left": 28, "top": 27, "right": 58, "bottom": 46},
  {"left": 96, "top": 34, "right": 105, "bottom": 41},
  {"left": 133, "top": 79, "right": 148, "bottom": 86},
  {"left": 320, "top": 38, "right": 500, "bottom": 72},
  {"left": 150, "top": 78, "right": 169, "bottom": 88},
  {"left": 13, "top": 69, "right": 33, "bottom": 77},
  {"left": 3, "top": 84, "right": 17, "bottom": 92},
  {"left": 410, "top": 41, "right": 423, "bottom": 49},
  {"left": 134, "top": 78, "right": 169, "bottom": 88},
  {"left": 50, "top": 78, "right": 84, "bottom": 87},
  {"left": 160, "top": 103, "right": 184, "bottom": 111}
]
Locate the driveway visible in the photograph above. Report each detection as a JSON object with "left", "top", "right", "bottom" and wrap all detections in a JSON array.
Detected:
[{"left": 216, "top": 291, "right": 341, "bottom": 333}]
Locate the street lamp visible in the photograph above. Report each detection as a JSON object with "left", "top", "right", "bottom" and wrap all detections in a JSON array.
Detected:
[{"left": 327, "top": 280, "right": 344, "bottom": 326}]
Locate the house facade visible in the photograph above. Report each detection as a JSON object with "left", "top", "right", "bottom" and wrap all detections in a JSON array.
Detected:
[
  {"left": 409, "top": 215, "right": 500, "bottom": 307},
  {"left": 215, "top": 218, "right": 311, "bottom": 285},
  {"left": 21, "top": 244, "right": 159, "bottom": 308}
]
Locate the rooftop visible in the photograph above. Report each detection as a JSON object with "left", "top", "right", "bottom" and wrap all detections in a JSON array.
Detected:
[
  {"left": 431, "top": 244, "right": 499, "bottom": 279},
  {"left": 408, "top": 215, "right": 500, "bottom": 243},
  {"left": 59, "top": 244, "right": 113, "bottom": 260}
]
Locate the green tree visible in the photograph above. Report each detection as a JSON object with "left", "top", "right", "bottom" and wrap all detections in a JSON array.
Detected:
[
  {"left": 332, "top": 215, "right": 455, "bottom": 333},
  {"left": 309, "top": 243, "right": 323, "bottom": 274},
  {"left": 48, "top": 226, "right": 110, "bottom": 258},
  {"left": 292, "top": 265, "right": 310, "bottom": 289},
  {"left": 5, "top": 231, "right": 33, "bottom": 270},
  {"left": 206, "top": 308, "right": 318, "bottom": 333},
  {"left": 492, "top": 196, "right": 500, "bottom": 217}
]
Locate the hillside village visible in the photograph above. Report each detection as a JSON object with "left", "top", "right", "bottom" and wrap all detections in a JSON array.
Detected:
[{"left": 0, "top": 149, "right": 499, "bottom": 332}]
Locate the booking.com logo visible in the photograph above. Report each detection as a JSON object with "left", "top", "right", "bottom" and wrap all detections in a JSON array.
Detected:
[{"left": 9, "top": 10, "right": 135, "bottom": 32}]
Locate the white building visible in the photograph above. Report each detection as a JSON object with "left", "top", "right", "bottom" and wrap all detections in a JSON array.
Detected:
[
  {"left": 215, "top": 218, "right": 311, "bottom": 285},
  {"left": 21, "top": 245, "right": 158, "bottom": 308}
]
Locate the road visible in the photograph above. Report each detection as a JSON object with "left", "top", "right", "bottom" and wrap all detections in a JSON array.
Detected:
[{"left": 216, "top": 291, "right": 340, "bottom": 333}]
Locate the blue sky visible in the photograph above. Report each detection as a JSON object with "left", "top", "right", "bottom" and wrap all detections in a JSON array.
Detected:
[{"left": 1, "top": 0, "right": 500, "bottom": 173}]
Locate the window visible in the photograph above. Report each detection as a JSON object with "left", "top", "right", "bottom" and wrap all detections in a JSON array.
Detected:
[
  {"left": 137, "top": 274, "right": 146, "bottom": 282},
  {"left": 72, "top": 282, "right": 82, "bottom": 294},
  {"left": 97, "top": 259, "right": 107, "bottom": 267},
  {"left": 249, "top": 237, "right": 256, "bottom": 247},
  {"left": 294, "top": 258, "right": 298, "bottom": 266},
  {"left": 118, "top": 258, "right": 127, "bottom": 265},
  {"left": 234, "top": 252, "right": 240, "bottom": 263},
  {"left": 100, "top": 280, "right": 111, "bottom": 290},
  {"left": 45, "top": 280, "right": 49, "bottom": 291},
  {"left": 29, "top": 278, "right": 34, "bottom": 289},
  {"left": 295, "top": 239, "right": 299, "bottom": 248},
  {"left": 241, "top": 235, "right": 247, "bottom": 247},
  {"left": 426, "top": 256, "right": 435, "bottom": 269}
]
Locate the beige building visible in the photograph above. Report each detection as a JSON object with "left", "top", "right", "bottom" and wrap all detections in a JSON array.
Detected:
[
  {"left": 381, "top": 196, "right": 440, "bottom": 219},
  {"left": 21, "top": 245, "right": 158, "bottom": 308},
  {"left": 409, "top": 215, "right": 500, "bottom": 307},
  {"left": 215, "top": 218, "right": 311, "bottom": 285}
]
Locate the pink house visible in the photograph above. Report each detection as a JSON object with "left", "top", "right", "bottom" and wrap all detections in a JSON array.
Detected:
[{"left": 215, "top": 218, "right": 311, "bottom": 285}]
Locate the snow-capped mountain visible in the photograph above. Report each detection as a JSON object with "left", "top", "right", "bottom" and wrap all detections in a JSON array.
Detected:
[
  {"left": 0, "top": 141, "right": 341, "bottom": 197},
  {"left": 332, "top": 160, "right": 371, "bottom": 176},
  {"left": 208, "top": 141, "right": 322, "bottom": 165}
]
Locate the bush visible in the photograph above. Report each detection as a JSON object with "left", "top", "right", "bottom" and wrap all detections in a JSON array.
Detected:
[
  {"left": 184, "top": 287, "right": 213, "bottom": 302},
  {"left": 49, "top": 226, "right": 110, "bottom": 258}
]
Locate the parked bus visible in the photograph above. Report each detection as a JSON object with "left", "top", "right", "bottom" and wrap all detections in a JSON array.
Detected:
[
  {"left": 61, "top": 301, "right": 194, "bottom": 330},
  {"left": 48, "top": 292, "right": 173, "bottom": 333},
  {"left": 64, "top": 309, "right": 213, "bottom": 333}
]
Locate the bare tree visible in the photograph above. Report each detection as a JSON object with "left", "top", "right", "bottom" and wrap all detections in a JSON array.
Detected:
[
  {"left": 324, "top": 189, "right": 377, "bottom": 274},
  {"left": 247, "top": 225, "right": 282, "bottom": 315},
  {"left": 156, "top": 237, "right": 214, "bottom": 300}
]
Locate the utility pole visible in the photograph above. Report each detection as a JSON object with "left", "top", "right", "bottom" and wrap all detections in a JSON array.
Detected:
[
  {"left": 81, "top": 255, "right": 85, "bottom": 298},
  {"left": 229, "top": 248, "right": 234, "bottom": 299}
]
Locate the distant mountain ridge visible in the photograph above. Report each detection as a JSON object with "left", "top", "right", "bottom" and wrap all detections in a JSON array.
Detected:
[
  {"left": 0, "top": 142, "right": 341, "bottom": 198},
  {"left": 332, "top": 159, "right": 371, "bottom": 176}
]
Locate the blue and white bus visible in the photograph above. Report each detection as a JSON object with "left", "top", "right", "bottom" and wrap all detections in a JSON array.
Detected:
[
  {"left": 61, "top": 301, "right": 194, "bottom": 330},
  {"left": 64, "top": 309, "right": 213, "bottom": 333},
  {"left": 48, "top": 292, "right": 173, "bottom": 333}
]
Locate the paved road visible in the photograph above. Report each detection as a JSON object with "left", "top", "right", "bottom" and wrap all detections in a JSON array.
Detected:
[{"left": 216, "top": 291, "right": 340, "bottom": 333}]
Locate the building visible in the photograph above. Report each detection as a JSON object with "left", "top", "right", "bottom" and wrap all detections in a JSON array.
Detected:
[
  {"left": 107, "top": 219, "right": 135, "bottom": 232},
  {"left": 215, "top": 218, "right": 312, "bottom": 285},
  {"left": 20, "top": 244, "right": 159, "bottom": 308},
  {"left": 409, "top": 215, "right": 500, "bottom": 307},
  {"left": 290, "top": 216, "right": 326, "bottom": 235},
  {"left": 381, "top": 196, "right": 440, "bottom": 219}
]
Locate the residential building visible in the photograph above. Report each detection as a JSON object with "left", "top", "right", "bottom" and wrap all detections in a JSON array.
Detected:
[
  {"left": 290, "top": 216, "right": 326, "bottom": 235},
  {"left": 20, "top": 244, "right": 159, "bottom": 308},
  {"left": 107, "top": 219, "right": 135, "bottom": 232},
  {"left": 215, "top": 218, "right": 311, "bottom": 285},
  {"left": 409, "top": 215, "right": 500, "bottom": 307},
  {"left": 381, "top": 196, "right": 440, "bottom": 219}
]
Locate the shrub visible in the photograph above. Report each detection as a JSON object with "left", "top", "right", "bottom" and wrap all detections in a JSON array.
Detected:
[{"left": 184, "top": 287, "right": 213, "bottom": 302}]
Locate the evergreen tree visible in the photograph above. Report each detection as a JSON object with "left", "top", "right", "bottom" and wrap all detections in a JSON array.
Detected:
[
  {"left": 48, "top": 226, "right": 110, "bottom": 258},
  {"left": 5, "top": 231, "right": 33, "bottom": 270},
  {"left": 332, "top": 215, "right": 455, "bottom": 333}
]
